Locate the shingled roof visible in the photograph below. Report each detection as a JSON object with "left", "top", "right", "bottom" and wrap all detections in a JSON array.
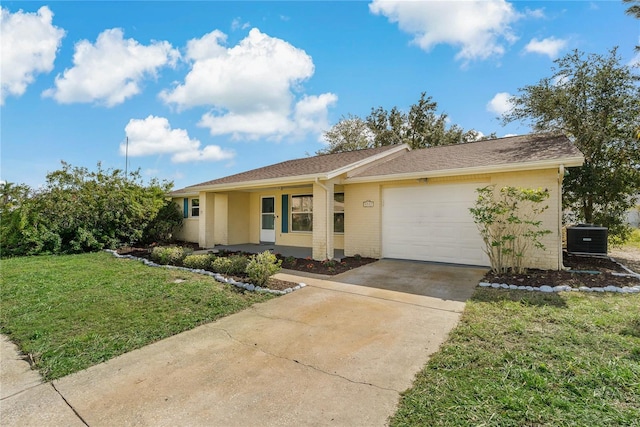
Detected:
[
  {"left": 171, "top": 133, "right": 583, "bottom": 195},
  {"left": 185, "top": 144, "right": 405, "bottom": 189},
  {"left": 347, "top": 133, "right": 583, "bottom": 181}
]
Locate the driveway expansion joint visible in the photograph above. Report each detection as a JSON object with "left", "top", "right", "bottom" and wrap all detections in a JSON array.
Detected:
[
  {"left": 210, "top": 327, "right": 401, "bottom": 394},
  {"left": 51, "top": 382, "right": 90, "bottom": 427}
]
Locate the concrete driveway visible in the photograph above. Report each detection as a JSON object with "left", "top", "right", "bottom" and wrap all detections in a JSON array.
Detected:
[{"left": 2, "top": 260, "right": 486, "bottom": 427}]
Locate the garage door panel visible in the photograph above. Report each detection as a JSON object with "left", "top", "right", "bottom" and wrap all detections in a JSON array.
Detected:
[{"left": 382, "top": 184, "right": 489, "bottom": 266}]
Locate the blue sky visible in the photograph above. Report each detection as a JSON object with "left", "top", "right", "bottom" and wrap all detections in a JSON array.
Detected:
[{"left": 1, "top": 1, "right": 638, "bottom": 190}]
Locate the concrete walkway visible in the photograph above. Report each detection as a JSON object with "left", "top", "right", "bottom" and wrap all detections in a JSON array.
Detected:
[{"left": 1, "top": 262, "right": 485, "bottom": 426}]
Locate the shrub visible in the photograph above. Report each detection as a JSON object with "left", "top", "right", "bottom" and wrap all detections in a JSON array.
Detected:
[
  {"left": 211, "top": 257, "right": 232, "bottom": 274},
  {"left": 0, "top": 163, "right": 174, "bottom": 256},
  {"left": 150, "top": 246, "right": 192, "bottom": 265},
  {"left": 469, "top": 185, "right": 551, "bottom": 274},
  {"left": 142, "top": 199, "right": 183, "bottom": 244},
  {"left": 211, "top": 254, "right": 249, "bottom": 276},
  {"left": 182, "top": 254, "right": 214, "bottom": 270},
  {"left": 228, "top": 255, "right": 249, "bottom": 275},
  {"left": 246, "top": 251, "right": 282, "bottom": 286}
]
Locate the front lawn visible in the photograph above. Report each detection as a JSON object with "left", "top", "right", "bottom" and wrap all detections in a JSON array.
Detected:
[
  {"left": 0, "top": 252, "right": 273, "bottom": 380},
  {"left": 391, "top": 289, "right": 640, "bottom": 426}
]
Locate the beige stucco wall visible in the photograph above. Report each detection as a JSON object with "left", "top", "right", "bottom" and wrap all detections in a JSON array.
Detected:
[
  {"left": 228, "top": 192, "right": 250, "bottom": 244},
  {"left": 213, "top": 193, "right": 228, "bottom": 245},
  {"left": 176, "top": 218, "right": 199, "bottom": 243},
  {"left": 171, "top": 198, "right": 199, "bottom": 243},
  {"left": 344, "top": 168, "right": 562, "bottom": 270}
]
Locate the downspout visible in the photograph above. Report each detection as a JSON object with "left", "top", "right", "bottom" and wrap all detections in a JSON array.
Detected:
[
  {"left": 559, "top": 165, "right": 568, "bottom": 270},
  {"left": 315, "top": 178, "right": 331, "bottom": 260}
]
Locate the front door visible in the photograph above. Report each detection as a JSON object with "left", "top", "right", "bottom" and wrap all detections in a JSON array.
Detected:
[{"left": 260, "top": 196, "right": 276, "bottom": 243}]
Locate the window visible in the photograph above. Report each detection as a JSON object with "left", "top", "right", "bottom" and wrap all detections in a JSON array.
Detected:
[
  {"left": 334, "top": 193, "right": 344, "bottom": 233},
  {"left": 191, "top": 198, "right": 200, "bottom": 217},
  {"left": 291, "top": 195, "right": 313, "bottom": 232}
]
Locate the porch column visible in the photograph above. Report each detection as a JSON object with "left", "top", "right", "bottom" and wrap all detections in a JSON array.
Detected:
[
  {"left": 312, "top": 180, "right": 334, "bottom": 260},
  {"left": 198, "top": 191, "right": 216, "bottom": 249},
  {"left": 214, "top": 193, "right": 228, "bottom": 245}
]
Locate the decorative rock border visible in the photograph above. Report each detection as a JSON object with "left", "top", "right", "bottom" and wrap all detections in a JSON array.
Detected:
[
  {"left": 478, "top": 282, "right": 640, "bottom": 294},
  {"left": 105, "top": 250, "right": 306, "bottom": 295},
  {"left": 478, "top": 256, "right": 640, "bottom": 294}
]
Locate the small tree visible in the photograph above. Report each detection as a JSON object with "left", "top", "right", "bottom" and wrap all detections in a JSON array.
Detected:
[{"left": 469, "top": 186, "right": 552, "bottom": 274}]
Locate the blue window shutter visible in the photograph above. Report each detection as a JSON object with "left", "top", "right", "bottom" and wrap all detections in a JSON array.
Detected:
[
  {"left": 281, "top": 194, "right": 289, "bottom": 233},
  {"left": 183, "top": 198, "right": 189, "bottom": 218}
]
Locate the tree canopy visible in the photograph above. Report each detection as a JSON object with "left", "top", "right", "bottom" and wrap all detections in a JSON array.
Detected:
[
  {"left": 317, "top": 92, "right": 493, "bottom": 155},
  {"left": 503, "top": 48, "right": 640, "bottom": 241},
  {"left": 624, "top": 0, "right": 640, "bottom": 51}
]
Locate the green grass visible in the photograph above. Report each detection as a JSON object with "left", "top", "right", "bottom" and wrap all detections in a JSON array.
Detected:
[
  {"left": 391, "top": 289, "right": 640, "bottom": 427},
  {"left": 626, "top": 228, "right": 640, "bottom": 249},
  {"left": 0, "top": 252, "right": 273, "bottom": 380}
]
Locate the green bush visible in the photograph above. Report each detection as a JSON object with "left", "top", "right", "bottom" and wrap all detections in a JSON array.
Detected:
[
  {"left": 211, "top": 257, "right": 232, "bottom": 274},
  {"left": 182, "top": 254, "right": 215, "bottom": 270},
  {"left": 150, "top": 246, "right": 192, "bottom": 265},
  {"left": 142, "top": 199, "right": 184, "bottom": 244},
  {"left": 246, "top": 251, "right": 282, "bottom": 286},
  {"left": 0, "top": 163, "right": 177, "bottom": 256},
  {"left": 211, "top": 254, "right": 248, "bottom": 276}
]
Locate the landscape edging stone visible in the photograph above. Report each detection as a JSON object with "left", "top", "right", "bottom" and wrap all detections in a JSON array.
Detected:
[{"left": 105, "top": 250, "right": 305, "bottom": 295}]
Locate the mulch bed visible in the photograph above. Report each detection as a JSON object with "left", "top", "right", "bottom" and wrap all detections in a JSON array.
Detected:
[
  {"left": 116, "top": 243, "right": 377, "bottom": 291},
  {"left": 119, "top": 244, "right": 639, "bottom": 291},
  {"left": 484, "top": 252, "right": 640, "bottom": 289}
]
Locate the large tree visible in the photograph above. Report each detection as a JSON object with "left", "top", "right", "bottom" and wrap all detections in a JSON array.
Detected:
[
  {"left": 624, "top": 0, "right": 640, "bottom": 51},
  {"left": 316, "top": 114, "right": 373, "bottom": 155},
  {"left": 503, "top": 48, "right": 640, "bottom": 241},
  {"left": 318, "top": 92, "right": 491, "bottom": 154}
]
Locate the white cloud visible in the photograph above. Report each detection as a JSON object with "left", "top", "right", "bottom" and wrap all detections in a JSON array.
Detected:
[
  {"left": 524, "top": 37, "right": 568, "bottom": 58},
  {"left": 0, "top": 6, "right": 65, "bottom": 105},
  {"left": 369, "top": 0, "right": 519, "bottom": 63},
  {"left": 293, "top": 93, "right": 339, "bottom": 137},
  {"left": 487, "top": 92, "right": 513, "bottom": 116},
  {"left": 231, "top": 17, "right": 250, "bottom": 31},
  {"left": 525, "top": 8, "right": 546, "bottom": 19},
  {"left": 43, "top": 28, "right": 179, "bottom": 106},
  {"left": 122, "top": 116, "right": 234, "bottom": 163},
  {"left": 160, "top": 28, "right": 337, "bottom": 140}
]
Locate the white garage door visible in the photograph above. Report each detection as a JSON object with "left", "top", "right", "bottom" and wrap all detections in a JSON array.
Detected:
[{"left": 382, "top": 183, "right": 489, "bottom": 266}]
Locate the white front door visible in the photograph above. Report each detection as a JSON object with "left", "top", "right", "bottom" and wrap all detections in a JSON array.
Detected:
[{"left": 260, "top": 196, "right": 276, "bottom": 243}]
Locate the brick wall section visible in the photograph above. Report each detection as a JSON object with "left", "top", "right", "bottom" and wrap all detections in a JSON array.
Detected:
[
  {"left": 490, "top": 169, "right": 561, "bottom": 270},
  {"left": 344, "top": 182, "right": 382, "bottom": 259},
  {"left": 312, "top": 182, "right": 328, "bottom": 260}
]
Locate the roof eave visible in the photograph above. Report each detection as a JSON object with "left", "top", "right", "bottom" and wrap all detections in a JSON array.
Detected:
[
  {"left": 326, "top": 144, "right": 410, "bottom": 179},
  {"left": 184, "top": 173, "right": 329, "bottom": 193},
  {"left": 181, "top": 145, "right": 411, "bottom": 192},
  {"left": 345, "top": 155, "right": 585, "bottom": 184}
]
